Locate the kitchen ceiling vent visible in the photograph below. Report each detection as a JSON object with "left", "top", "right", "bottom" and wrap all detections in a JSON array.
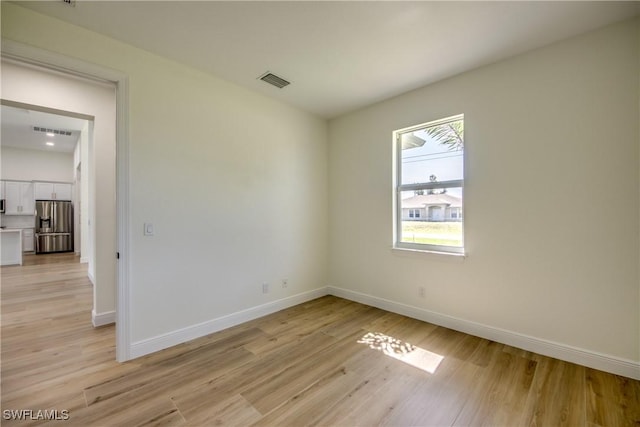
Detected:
[
  {"left": 258, "top": 72, "right": 290, "bottom": 89},
  {"left": 33, "top": 126, "right": 73, "bottom": 136}
]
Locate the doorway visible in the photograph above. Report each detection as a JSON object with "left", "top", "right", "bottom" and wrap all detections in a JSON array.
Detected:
[
  {"left": 1, "top": 43, "right": 130, "bottom": 361},
  {"left": 1, "top": 103, "right": 91, "bottom": 260},
  {"left": 428, "top": 206, "right": 444, "bottom": 221}
]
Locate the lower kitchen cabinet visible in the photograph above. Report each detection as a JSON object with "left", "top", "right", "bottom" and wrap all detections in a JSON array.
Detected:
[{"left": 22, "top": 229, "right": 34, "bottom": 252}]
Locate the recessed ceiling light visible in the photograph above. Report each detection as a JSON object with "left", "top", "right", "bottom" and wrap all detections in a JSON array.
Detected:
[
  {"left": 46, "top": 132, "right": 54, "bottom": 137},
  {"left": 46, "top": 142, "right": 55, "bottom": 146}
]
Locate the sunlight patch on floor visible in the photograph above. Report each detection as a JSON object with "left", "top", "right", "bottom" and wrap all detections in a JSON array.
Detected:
[{"left": 358, "top": 331, "right": 444, "bottom": 374}]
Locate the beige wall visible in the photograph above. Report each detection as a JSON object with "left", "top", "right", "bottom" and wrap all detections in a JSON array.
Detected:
[
  {"left": 328, "top": 18, "right": 639, "bottom": 363},
  {"left": 3, "top": 2, "right": 637, "bottom": 369},
  {"left": 1, "top": 146, "right": 74, "bottom": 182},
  {"left": 2, "top": 3, "right": 328, "bottom": 344}
]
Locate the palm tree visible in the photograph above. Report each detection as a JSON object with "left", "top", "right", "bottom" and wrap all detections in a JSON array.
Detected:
[{"left": 424, "top": 120, "right": 463, "bottom": 151}]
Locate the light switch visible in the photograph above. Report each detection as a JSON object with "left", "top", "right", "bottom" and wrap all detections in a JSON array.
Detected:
[{"left": 144, "top": 223, "right": 154, "bottom": 236}]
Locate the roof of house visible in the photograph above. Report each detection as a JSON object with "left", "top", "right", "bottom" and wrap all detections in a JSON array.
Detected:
[{"left": 402, "top": 194, "right": 462, "bottom": 208}]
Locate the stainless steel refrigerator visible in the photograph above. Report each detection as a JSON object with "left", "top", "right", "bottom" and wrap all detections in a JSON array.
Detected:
[{"left": 35, "top": 200, "right": 74, "bottom": 254}]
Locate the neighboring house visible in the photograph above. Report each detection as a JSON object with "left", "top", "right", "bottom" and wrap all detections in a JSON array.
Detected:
[{"left": 402, "top": 193, "right": 462, "bottom": 222}]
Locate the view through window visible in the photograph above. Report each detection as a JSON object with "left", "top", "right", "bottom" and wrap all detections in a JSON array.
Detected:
[{"left": 395, "top": 115, "right": 464, "bottom": 254}]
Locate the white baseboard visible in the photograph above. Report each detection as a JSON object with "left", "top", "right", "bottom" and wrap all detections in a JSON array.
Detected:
[
  {"left": 87, "top": 270, "right": 95, "bottom": 286},
  {"left": 129, "top": 287, "right": 328, "bottom": 360},
  {"left": 92, "top": 309, "right": 115, "bottom": 327},
  {"left": 80, "top": 256, "right": 89, "bottom": 264},
  {"left": 327, "top": 286, "right": 640, "bottom": 380},
  {"left": 125, "top": 284, "right": 639, "bottom": 379}
]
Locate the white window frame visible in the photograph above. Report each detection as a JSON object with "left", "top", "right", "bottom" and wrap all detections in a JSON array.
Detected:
[{"left": 393, "top": 114, "right": 464, "bottom": 254}]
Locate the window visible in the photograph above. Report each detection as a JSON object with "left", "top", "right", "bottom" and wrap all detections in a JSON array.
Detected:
[
  {"left": 450, "top": 207, "right": 461, "bottom": 220},
  {"left": 394, "top": 115, "right": 464, "bottom": 254}
]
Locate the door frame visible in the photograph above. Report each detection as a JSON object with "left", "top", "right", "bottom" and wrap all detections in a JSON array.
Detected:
[{"left": 2, "top": 40, "right": 132, "bottom": 362}]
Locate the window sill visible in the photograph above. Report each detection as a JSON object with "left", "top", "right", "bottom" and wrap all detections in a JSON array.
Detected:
[{"left": 391, "top": 246, "right": 466, "bottom": 262}]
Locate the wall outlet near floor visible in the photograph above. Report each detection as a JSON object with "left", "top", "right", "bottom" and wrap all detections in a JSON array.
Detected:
[
  {"left": 282, "top": 279, "right": 288, "bottom": 288},
  {"left": 262, "top": 282, "right": 269, "bottom": 294},
  {"left": 419, "top": 286, "right": 426, "bottom": 298}
]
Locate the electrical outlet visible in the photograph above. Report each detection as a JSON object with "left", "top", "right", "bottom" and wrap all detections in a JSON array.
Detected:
[
  {"left": 262, "top": 282, "right": 269, "bottom": 294},
  {"left": 419, "top": 286, "right": 426, "bottom": 298},
  {"left": 282, "top": 279, "right": 288, "bottom": 288}
]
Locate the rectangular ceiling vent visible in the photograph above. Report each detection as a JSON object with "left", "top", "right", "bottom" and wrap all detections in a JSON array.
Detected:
[
  {"left": 258, "top": 72, "right": 290, "bottom": 89},
  {"left": 33, "top": 126, "right": 73, "bottom": 136}
]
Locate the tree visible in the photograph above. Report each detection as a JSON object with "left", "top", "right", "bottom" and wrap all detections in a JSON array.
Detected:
[
  {"left": 424, "top": 120, "right": 463, "bottom": 151},
  {"left": 427, "top": 174, "right": 447, "bottom": 195},
  {"left": 427, "top": 175, "right": 438, "bottom": 194}
]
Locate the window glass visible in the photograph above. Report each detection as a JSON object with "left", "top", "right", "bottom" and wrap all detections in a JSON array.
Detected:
[{"left": 395, "top": 115, "right": 464, "bottom": 253}]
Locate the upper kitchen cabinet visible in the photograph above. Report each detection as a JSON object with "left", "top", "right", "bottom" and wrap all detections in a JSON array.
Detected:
[
  {"left": 4, "top": 181, "right": 35, "bottom": 215},
  {"left": 34, "top": 182, "right": 72, "bottom": 201},
  {"left": 0, "top": 181, "right": 5, "bottom": 200}
]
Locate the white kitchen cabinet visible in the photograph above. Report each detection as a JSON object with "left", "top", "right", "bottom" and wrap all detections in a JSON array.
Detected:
[
  {"left": 34, "top": 182, "right": 72, "bottom": 201},
  {"left": 22, "top": 228, "right": 34, "bottom": 252},
  {"left": 0, "top": 230, "right": 22, "bottom": 266},
  {"left": 21, "top": 184, "right": 35, "bottom": 214},
  {"left": 4, "top": 181, "right": 34, "bottom": 215},
  {"left": 0, "top": 181, "right": 5, "bottom": 200},
  {"left": 34, "top": 182, "right": 53, "bottom": 200},
  {"left": 54, "top": 183, "right": 73, "bottom": 201}
]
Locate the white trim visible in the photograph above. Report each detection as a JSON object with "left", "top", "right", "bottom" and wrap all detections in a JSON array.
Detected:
[
  {"left": 115, "top": 73, "right": 131, "bottom": 362},
  {"left": 80, "top": 256, "right": 89, "bottom": 264},
  {"left": 130, "top": 287, "right": 328, "bottom": 359},
  {"left": 390, "top": 247, "right": 466, "bottom": 262},
  {"left": 327, "top": 286, "right": 640, "bottom": 380},
  {"left": 2, "top": 39, "right": 132, "bottom": 362},
  {"left": 395, "top": 113, "right": 465, "bottom": 135},
  {"left": 92, "top": 309, "right": 116, "bottom": 327},
  {"left": 393, "top": 114, "right": 465, "bottom": 256}
]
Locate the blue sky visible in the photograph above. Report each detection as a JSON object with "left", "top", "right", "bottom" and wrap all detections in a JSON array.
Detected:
[{"left": 401, "top": 129, "right": 463, "bottom": 198}]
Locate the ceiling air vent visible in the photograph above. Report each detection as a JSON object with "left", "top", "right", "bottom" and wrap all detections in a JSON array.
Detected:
[
  {"left": 258, "top": 72, "right": 290, "bottom": 89},
  {"left": 33, "top": 126, "right": 73, "bottom": 136}
]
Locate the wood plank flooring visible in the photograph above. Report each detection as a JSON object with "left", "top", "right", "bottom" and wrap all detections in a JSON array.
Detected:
[{"left": 2, "top": 254, "right": 639, "bottom": 426}]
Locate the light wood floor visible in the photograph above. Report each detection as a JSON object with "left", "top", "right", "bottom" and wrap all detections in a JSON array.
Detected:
[{"left": 2, "top": 254, "right": 639, "bottom": 426}]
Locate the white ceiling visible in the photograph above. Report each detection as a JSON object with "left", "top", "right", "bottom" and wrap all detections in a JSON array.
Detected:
[
  {"left": 14, "top": 1, "right": 640, "bottom": 119},
  {"left": 1, "top": 105, "right": 85, "bottom": 153}
]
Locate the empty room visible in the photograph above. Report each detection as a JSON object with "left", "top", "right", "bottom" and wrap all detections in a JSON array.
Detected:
[{"left": 1, "top": 1, "right": 639, "bottom": 426}]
